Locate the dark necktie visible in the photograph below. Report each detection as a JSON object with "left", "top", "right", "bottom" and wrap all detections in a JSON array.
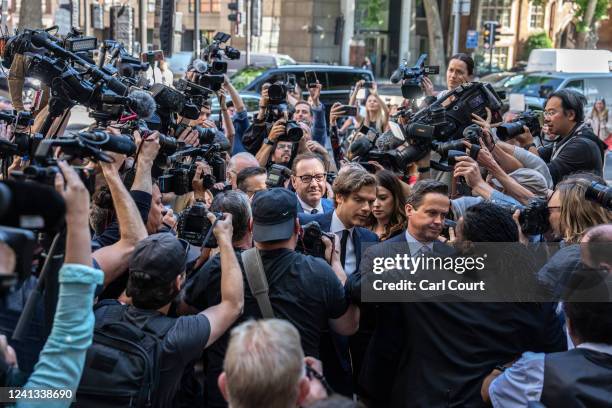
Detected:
[
  {"left": 311, "top": 208, "right": 319, "bottom": 214},
  {"left": 340, "top": 229, "right": 350, "bottom": 268}
]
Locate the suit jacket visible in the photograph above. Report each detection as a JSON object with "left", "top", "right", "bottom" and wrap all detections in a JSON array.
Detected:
[
  {"left": 298, "top": 210, "right": 379, "bottom": 272},
  {"left": 366, "top": 233, "right": 566, "bottom": 407},
  {"left": 297, "top": 197, "right": 335, "bottom": 215}
]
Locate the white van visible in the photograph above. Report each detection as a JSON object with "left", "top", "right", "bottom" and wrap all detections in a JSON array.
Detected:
[{"left": 526, "top": 49, "right": 612, "bottom": 73}]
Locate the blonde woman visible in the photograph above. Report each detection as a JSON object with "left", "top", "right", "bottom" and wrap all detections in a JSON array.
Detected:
[
  {"left": 348, "top": 80, "right": 390, "bottom": 133},
  {"left": 548, "top": 173, "right": 612, "bottom": 243},
  {"left": 587, "top": 98, "right": 612, "bottom": 149}
]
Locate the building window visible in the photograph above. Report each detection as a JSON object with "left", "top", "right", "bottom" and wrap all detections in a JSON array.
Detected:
[
  {"left": 529, "top": 3, "right": 545, "bottom": 30},
  {"left": 148, "top": 0, "right": 155, "bottom": 13},
  {"left": 189, "top": 0, "right": 220, "bottom": 13},
  {"left": 484, "top": 46, "right": 510, "bottom": 70},
  {"left": 481, "top": 0, "right": 512, "bottom": 28}
]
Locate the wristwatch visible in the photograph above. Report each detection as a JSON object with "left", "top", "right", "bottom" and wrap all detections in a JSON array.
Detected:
[
  {"left": 263, "top": 138, "right": 275, "bottom": 146},
  {"left": 524, "top": 143, "right": 536, "bottom": 150}
]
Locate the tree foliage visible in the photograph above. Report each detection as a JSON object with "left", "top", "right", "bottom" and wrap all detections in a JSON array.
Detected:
[
  {"left": 575, "top": 0, "right": 611, "bottom": 31},
  {"left": 523, "top": 32, "right": 553, "bottom": 60}
]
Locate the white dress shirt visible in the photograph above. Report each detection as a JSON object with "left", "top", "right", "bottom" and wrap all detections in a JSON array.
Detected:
[
  {"left": 331, "top": 211, "right": 356, "bottom": 275},
  {"left": 298, "top": 196, "right": 323, "bottom": 214}
]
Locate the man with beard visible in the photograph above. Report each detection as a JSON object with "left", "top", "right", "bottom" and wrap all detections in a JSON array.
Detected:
[{"left": 291, "top": 153, "right": 334, "bottom": 214}]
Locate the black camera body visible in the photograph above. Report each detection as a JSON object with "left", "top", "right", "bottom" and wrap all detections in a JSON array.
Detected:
[
  {"left": 277, "top": 120, "right": 304, "bottom": 143},
  {"left": 177, "top": 201, "right": 224, "bottom": 247},
  {"left": 268, "top": 82, "right": 288, "bottom": 106},
  {"left": 393, "top": 54, "right": 439, "bottom": 100},
  {"left": 296, "top": 221, "right": 335, "bottom": 259},
  {"left": 266, "top": 164, "right": 292, "bottom": 188},
  {"left": 497, "top": 110, "right": 542, "bottom": 141},
  {"left": 496, "top": 197, "right": 550, "bottom": 235},
  {"left": 158, "top": 144, "right": 226, "bottom": 195}
]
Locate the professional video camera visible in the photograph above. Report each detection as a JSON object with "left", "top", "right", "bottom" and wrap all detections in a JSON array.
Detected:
[
  {"left": 585, "top": 181, "right": 612, "bottom": 211},
  {"left": 97, "top": 40, "right": 149, "bottom": 85},
  {"left": 177, "top": 201, "right": 223, "bottom": 247},
  {"left": 158, "top": 144, "right": 226, "bottom": 195},
  {"left": 2, "top": 26, "right": 97, "bottom": 70},
  {"left": 200, "top": 32, "right": 241, "bottom": 76},
  {"left": 496, "top": 110, "right": 542, "bottom": 141},
  {"left": 377, "top": 81, "right": 503, "bottom": 171},
  {"left": 296, "top": 221, "right": 335, "bottom": 259},
  {"left": 266, "top": 164, "right": 292, "bottom": 188},
  {"left": 0, "top": 111, "right": 44, "bottom": 161},
  {"left": 390, "top": 54, "right": 439, "bottom": 100}
]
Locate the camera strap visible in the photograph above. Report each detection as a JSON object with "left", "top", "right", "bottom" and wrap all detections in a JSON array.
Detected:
[{"left": 241, "top": 248, "right": 275, "bottom": 319}]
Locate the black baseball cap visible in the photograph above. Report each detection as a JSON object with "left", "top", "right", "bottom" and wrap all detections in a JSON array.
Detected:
[
  {"left": 129, "top": 233, "right": 189, "bottom": 283},
  {"left": 251, "top": 188, "right": 298, "bottom": 242}
]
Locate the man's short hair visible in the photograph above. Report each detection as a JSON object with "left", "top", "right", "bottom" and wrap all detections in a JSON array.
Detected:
[
  {"left": 236, "top": 167, "right": 267, "bottom": 192},
  {"left": 291, "top": 152, "right": 326, "bottom": 173},
  {"left": 228, "top": 152, "right": 259, "bottom": 173},
  {"left": 405, "top": 180, "right": 448, "bottom": 209},
  {"left": 581, "top": 224, "right": 612, "bottom": 269},
  {"left": 294, "top": 100, "right": 313, "bottom": 116},
  {"left": 332, "top": 163, "right": 377, "bottom": 202},
  {"left": 563, "top": 302, "right": 612, "bottom": 344},
  {"left": 449, "top": 53, "right": 475, "bottom": 76},
  {"left": 223, "top": 319, "right": 305, "bottom": 408},
  {"left": 210, "top": 190, "right": 252, "bottom": 242},
  {"left": 548, "top": 89, "right": 587, "bottom": 123}
]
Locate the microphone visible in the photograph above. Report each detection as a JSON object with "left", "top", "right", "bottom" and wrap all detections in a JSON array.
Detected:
[
  {"left": 128, "top": 90, "right": 156, "bottom": 120},
  {"left": 78, "top": 130, "right": 137, "bottom": 156},
  {"left": 390, "top": 68, "right": 403, "bottom": 84},
  {"left": 191, "top": 59, "right": 208, "bottom": 73},
  {"left": 0, "top": 180, "right": 66, "bottom": 232}
]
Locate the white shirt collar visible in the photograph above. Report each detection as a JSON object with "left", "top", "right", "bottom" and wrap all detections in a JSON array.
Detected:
[
  {"left": 331, "top": 211, "right": 354, "bottom": 235},
  {"left": 297, "top": 195, "right": 323, "bottom": 214},
  {"left": 405, "top": 229, "right": 434, "bottom": 256},
  {"left": 577, "top": 342, "right": 612, "bottom": 356}
]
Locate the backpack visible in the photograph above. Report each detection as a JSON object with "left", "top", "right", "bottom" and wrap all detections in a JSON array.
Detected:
[{"left": 72, "top": 300, "right": 176, "bottom": 408}]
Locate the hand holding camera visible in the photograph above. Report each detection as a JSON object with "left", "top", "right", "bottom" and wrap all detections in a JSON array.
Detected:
[
  {"left": 268, "top": 119, "right": 287, "bottom": 143},
  {"left": 453, "top": 156, "right": 484, "bottom": 188},
  {"left": 208, "top": 212, "right": 233, "bottom": 245},
  {"left": 192, "top": 160, "right": 213, "bottom": 197},
  {"left": 139, "top": 131, "right": 162, "bottom": 164},
  {"left": 420, "top": 76, "right": 435, "bottom": 97},
  {"left": 177, "top": 127, "right": 200, "bottom": 147},
  {"left": 515, "top": 126, "right": 534, "bottom": 148},
  {"left": 321, "top": 232, "right": 341, "bottom": 267},
  {"left": 330, "top": 102, "right": 345, "bottom": 127}
]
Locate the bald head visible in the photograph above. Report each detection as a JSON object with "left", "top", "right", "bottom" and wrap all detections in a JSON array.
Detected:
[
  {"left": 227, "top": 152, "right": 259, "bottom": 189},
  {"left": 581, "top": 224, "right": 612, "bottom": 272}
]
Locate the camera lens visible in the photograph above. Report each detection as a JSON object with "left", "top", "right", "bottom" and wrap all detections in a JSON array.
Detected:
[
  {"left": 284, "top": 121, "right": 303, "bottom": 142},
  {"left": 496, "top": 121, "right": 525, "bottom": 141},
  {"left": 585, "top": 181, "right": 612, "bottom": 211},
  {"left": 158, "top": 134, "right": 180, "bottom": 154}
]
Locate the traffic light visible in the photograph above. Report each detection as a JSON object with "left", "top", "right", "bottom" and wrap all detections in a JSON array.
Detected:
[
  {"left": 228, "top": 2, "right": 239, "bottom": 22},
  {"left": 483, "top": 23, "right": 492, "bottom": 50},
  {"left": 482, "top": 21, "right": 499, "bottom": 50},
  {"left": 493, "top": 24, "right": 501, "bottom": 44}
]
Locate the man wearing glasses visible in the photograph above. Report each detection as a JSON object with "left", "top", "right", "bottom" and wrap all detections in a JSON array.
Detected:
[
  {"left": 291, "top": 153, "right": 334, "bottom": 214},
  {"left": 517, "top": 89, "right": 605, "bottom": 186}
]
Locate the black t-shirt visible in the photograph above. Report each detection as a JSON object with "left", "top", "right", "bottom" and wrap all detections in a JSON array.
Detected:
[
  {"left": 183, "top": 248, "right": 348, "bottom": 407},
  {"left": 97, "top": 304, "right": 211, "bottom": 408},
  {"left": 184, "top": 248, "right": 348, "bottom": 357},
  {"left": 538, "top": 124, "right": 604, "bottom": 185}
]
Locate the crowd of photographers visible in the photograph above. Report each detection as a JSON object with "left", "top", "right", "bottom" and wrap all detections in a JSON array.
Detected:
[{"left": 0, "top": 26, "right": 611, "bottom": 408}]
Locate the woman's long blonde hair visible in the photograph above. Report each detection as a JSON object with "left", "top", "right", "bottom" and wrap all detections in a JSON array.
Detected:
[
  {"left": 556, "top": 174, "right": 612, "bottom": 243},
  {"left": 591, "top": 98, "right": 609, "bottom": 122},
  {"left": 362, "top": 94, "right": 386, "bottom": 132}
]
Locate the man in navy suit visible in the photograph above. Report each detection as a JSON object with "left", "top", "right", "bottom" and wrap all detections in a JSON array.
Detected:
[
  {"left": 291, "top": 153, "right": 335, "bottom": 215},
  {"left": 299, "top": 163, "right": 378, "bottom": 397}
]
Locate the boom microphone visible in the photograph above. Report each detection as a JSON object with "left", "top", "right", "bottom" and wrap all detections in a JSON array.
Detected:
[
  {"left": 390, "top": 68, "right": 403, "bottom": 84},
  {"left": 128, "top": 90, "right": 156, "bottom": 120}
]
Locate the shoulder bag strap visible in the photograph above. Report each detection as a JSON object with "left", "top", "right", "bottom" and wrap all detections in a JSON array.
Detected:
[{"left": 241, "top": 248, "right": 275, "bottom": 318}]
